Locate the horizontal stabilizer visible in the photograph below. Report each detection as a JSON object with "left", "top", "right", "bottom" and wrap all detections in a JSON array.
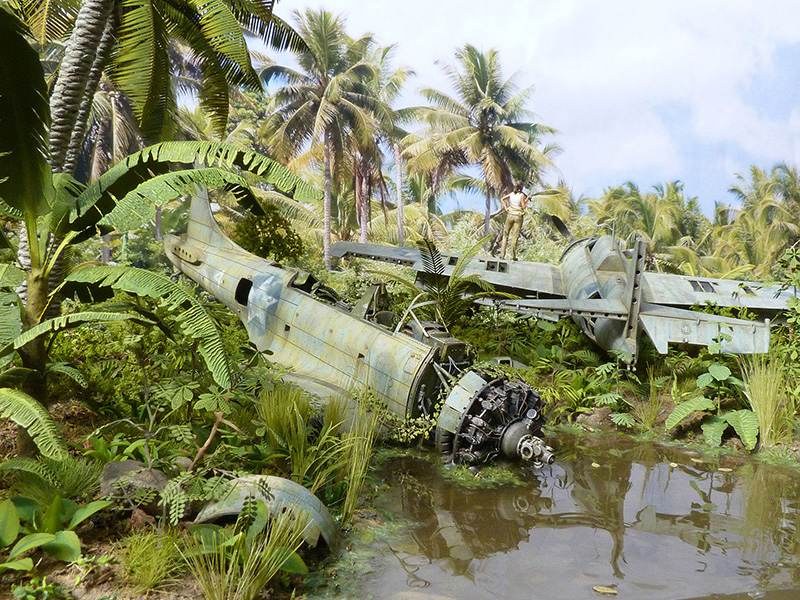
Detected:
[{"left": 638, "top": 302, "right": 770, "bottom": 354}]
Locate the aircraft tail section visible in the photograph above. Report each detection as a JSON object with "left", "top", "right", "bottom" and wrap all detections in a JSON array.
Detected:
[{"left": 185, "top": 192, "right": 239, "bottom": 252}]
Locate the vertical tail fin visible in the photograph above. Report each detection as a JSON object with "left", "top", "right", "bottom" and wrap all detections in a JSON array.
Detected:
[{"left": 186, "top": 191, "right": 238, "bottom": 251}]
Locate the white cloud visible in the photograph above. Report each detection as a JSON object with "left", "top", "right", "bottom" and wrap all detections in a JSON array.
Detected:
[{"left": 282, "top": 0, "right": 800, "bottom": 200}]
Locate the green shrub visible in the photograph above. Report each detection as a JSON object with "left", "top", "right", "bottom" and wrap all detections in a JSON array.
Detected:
[
  {"left": 231, "top": 207, "right": 304, "bottom": 264},
  {"left": 11, "top": 577, "right": 69, "bottom": 600}
]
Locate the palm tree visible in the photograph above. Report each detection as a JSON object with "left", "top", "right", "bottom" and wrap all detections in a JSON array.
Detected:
[
  {"left": 404, "top": 44, "right": 555, "bottom": 235},
  {"left": 12, "top": 0, "right": 305, "bottom": 310},
  {"left": 374, "top": 237, "right": 512, "bottom": 328},
  {"left": 709, "top": 167, "right": 800, "bottom": 279},
  {"left": 13, "top": 0, "right": 304, "bottom": 171},
  {"left": 587, "top": 181, "right": 709, "bottom": 271},
  {"left": 773, "top": 163, "right": 800, "bottom": 217},
  {"left": 365, "top": 45, "right": 413, "bottom": 244},
  {"left": 0, "top": 9, "right": 318, "bottom": 452},
  {"left": 261, "top": 9, "right": 383, "bottom": 267}
]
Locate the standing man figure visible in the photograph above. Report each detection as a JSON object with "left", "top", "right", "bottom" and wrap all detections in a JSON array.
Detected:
[{"left": 499, "top": 183, "right": 528, "bottom": 260}]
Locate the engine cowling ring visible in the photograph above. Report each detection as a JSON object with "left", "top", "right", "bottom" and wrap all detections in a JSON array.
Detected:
[{"left": 435, "top": 371, "right": 554, "bottom": 467}]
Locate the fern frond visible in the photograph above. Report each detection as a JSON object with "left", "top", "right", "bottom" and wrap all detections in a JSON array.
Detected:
[
  {"left": 64, "top": 266, "right": 232, "bottom": 388},
  {"left": 0, "top": 388, "right": 67, "bottom": 459},
  {"left": 46, "top": 362, "right": 87, "bottom": 388},
  {"left": 0, "top": 367, "right": 35, "bottom": 386},
  {"left": 0, "top": 196, "right": 23, "bottom": 220},
  {"left": 8, "top": 312, "right": 153, "bottom": 355},
  {"left": 0, "top": 457, "right": 57, "bottom": 486}
]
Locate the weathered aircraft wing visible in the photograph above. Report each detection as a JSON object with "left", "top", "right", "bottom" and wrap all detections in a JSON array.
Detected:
[
  {"left": 331, "top": 241, "right": 564, "bottom": 297},
  {"left": 498, "top": 298, "right": 629, "bottom": 320},
  {"left": 638, "top": 302, "right": 771, "bottom": 354},
  {"left": 331, "top": 242, "right": 420, "bottom": 266},
  {"left": 641, "top": 272, "right": 794, "bottom": 312}
]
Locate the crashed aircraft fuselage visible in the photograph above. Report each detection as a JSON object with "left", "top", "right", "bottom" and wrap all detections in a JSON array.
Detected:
[{"left": 164, "top": 197, "right": 553, "bottom": 467}]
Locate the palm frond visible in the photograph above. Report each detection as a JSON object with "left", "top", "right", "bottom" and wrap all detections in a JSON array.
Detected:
[
  {"left": 99, "top": 167, "right": 255, "bottom": 232},
  {"left": 229, "top": 3, "right": 306, "bottom": 52},
  {"left": 58, "top": 141, "right": 320, "bottom": 237},
  {"left": 17, "top": 0, "right": 80, "bottom": 44},
  {"left": 8, "top": 311, "right": 153, "bottom": 354},
  {"left": 109, "top": 0, "right": 175, "bottom": 140},
  {"left": 0, "top": 8, "right": 52, "bottom": 219},
  {"left": 254, "top": 189, "right": 322, "bottom": 228},
  {"left": 417, "top": 238, "right": 445, "bottom": 276}
]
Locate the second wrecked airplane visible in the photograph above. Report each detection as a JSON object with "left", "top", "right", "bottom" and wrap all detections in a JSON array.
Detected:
[
  {"left": 165, "top": 197, "right": 554, "bottom": 467},
  {"left": 332, "top": 233, "right": 798, "bottom": 365}
]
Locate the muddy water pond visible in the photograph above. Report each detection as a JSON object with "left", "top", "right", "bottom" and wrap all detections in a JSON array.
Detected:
[{"left": 316, "top": 433, "right": 800, "bottom": 600}]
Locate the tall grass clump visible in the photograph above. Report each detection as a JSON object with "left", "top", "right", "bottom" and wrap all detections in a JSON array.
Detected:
[
  {"left": 633, "top": 374, "right": 669, "bottom": 431},
  {"left": 741, "top": 355, "right": 794, "bottom": 447},
  {"left": 180, "top": 508, "right": 309, "bottom": 600},
  {"left": 118, "top": 528, "right": 185, "bottom": 593},
  {"left": 339, "top": 392, "right": 381, "bottom": 524},
  {"left": 255, "top": 383, "right": 349, "bottom": 493}
]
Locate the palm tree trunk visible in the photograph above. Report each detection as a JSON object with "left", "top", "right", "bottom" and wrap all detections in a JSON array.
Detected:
[
  {"left": 359, "top": 170, "right": 369, "bottom": 244},
  {"left": 354, "top": 169, "right": 362, "bottom": 236},
  {"left": 63, "top": 14, "right": 116, "bottom": 174},
  {"left": 154, "top": 207, "right": 163, "bottom": 241},
  {"left": 49, "top": 0, "right": 114, "bottom": 172},
  {"left": 18, "top": 263, "right": 49, "bottom": 455},
  {"left": 323, "top": 132, "right": 333, "bottom": 269},
  {"left": 394, "top": 143, "right": 404, "bottom": 245},
  {"left": 484, "top": 187, "right": 492, "bottom": 236}
]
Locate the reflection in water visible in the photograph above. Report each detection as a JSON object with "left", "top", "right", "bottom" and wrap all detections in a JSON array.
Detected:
[{"left": 363, "top": 434, "right": 800, "bottom": 599}]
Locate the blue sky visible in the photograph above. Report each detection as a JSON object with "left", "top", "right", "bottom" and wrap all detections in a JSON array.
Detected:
[{"left": 279, "top": 0, "right": 800, "bottom": 214}]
